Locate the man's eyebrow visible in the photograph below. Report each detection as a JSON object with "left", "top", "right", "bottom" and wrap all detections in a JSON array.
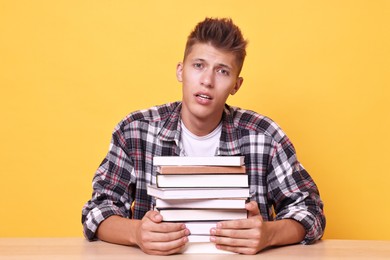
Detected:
[
  {"left": 191, "top": 58, "right": 205, "bottom": 63},
  {"left": 217, "top": 63, "right": 232, "bottom": 69},
  {"left": 190, "top": 58, "right": 233, "bottom": 69}
]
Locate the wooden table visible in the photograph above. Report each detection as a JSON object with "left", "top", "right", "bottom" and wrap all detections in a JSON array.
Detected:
[{"left": 1, "top": 238, "right": 389, "bottom": 259}]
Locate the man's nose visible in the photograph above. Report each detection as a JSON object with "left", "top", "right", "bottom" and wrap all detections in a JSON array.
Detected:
[{"left": 200, "top": 69, "right": 214, "bottom": 87}]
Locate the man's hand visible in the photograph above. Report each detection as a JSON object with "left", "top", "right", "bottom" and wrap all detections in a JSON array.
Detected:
[
  {"left": 210, "top": 201, "right": 306, "bottom": 255},
  {"left": 210, "top": 201, "right": 270, "bottom": 254},
  {"left": 135, "top": 210, "right": 189, "bottom": 255}
]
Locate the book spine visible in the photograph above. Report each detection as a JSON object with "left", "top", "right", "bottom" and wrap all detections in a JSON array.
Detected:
[
  {"left": 187, "top": 235, "right": 211, "bottom": 243},
  {"left": 153, "top": 156, "right": 244, "bottom": 166},
  {"left": 156, "top": 174, "right": 249, "bottom": 188},
  {"left": 155, "top": 198, "right": 247, "bottom": 209},
  {"left": 147, "top": 184, "right": 251, "bottom": 199},
  {"left": 157, "top": 165, "right": 246, "bottom": 174},
  {"left": 182, "top": 242, "right": 236, "bottom": 254},
  {"left": 184, "top": 222, "right": 217, "bottom": 235},
  {"left": 159, "top": 209, "right": 248, "bottom": 222}
]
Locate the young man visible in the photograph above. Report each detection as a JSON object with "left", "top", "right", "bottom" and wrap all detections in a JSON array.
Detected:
[{"left": 82, "top": 18, "right": 325, "bottom": 255}]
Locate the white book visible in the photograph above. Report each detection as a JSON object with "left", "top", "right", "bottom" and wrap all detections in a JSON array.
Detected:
[
  {"left": 153, "top": 156, "right": 245, "bottom": 166},
  {"left": 155, "top": 198, "right": 247, "bottom": 209},
  {"left": 156, "top": 165, "right": 246, "bottom": 174},
  {"left": 181, "top": 242, "right": 235, "bottom": 254},
  {"left": 185, "top": 222, "right": 217, "bottom": 235},
  {"left": 147, "top": 185, "right": 250, "bottom": 199},
  {"left": 156, "top": 174, "right": 248, "bottom": 188},
  {"left": 188, "top": 235, "right": 211, "bottom": 243},
  {"left": 159, "top": 208, "right": 247, "bottom": 222}
]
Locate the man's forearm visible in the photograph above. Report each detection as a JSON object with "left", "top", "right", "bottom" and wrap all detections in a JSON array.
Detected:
[
  {"left": 265, "top": 219, "right": 306, "bottom": 247},
  {"left": 96, "top": 215, "right": 140, "bottom": 246}
]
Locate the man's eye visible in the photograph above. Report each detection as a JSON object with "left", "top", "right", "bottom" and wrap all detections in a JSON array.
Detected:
[
  {"left": 218, "top": 69, "right": 230, "bottom": 76},
  {"left": 194, "top": 63, "right": 203, "bottom": 69}
]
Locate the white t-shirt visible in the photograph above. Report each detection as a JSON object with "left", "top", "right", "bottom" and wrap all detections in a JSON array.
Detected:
[{"left": 180, "top": 121, "right": 222, "bottom": 157}]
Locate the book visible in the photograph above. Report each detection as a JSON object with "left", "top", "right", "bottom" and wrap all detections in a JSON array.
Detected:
[
  {"left": 181, "top": 242, "right": 235, "bottom": 254},
  {"left": 188, "top": 235, "right": 211, "bottom": 243},
  {"left": 156, "top": 174, "right": 248, "bottom": 188},
  {"left": 147, "top": 185, "right": 250, "bottom": 199},
  {"left": 156, "top": 165, "right": 246, "bottom": 174},
  {"left": 155, "top": 198, "right": 247, "bottom": 209},
  {"left": 185, "top": 222, "right": 217, "bottom": 235},
  {"left": 159, "top": 208, "right": 247, "bottom": 222},
  {"left": 153, "top": 156, "right": 245, "bottom": 166}
]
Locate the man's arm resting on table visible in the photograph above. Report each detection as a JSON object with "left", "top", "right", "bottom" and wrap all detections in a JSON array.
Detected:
[
  {"left": 96, "top": 212, "right": 190, "bottom": 255},
  {"left": 263, "top": 218, "right": 306, "bottom": 248},
  {"left": 96, "top": 215, "right": 140, "bottom": 246}
]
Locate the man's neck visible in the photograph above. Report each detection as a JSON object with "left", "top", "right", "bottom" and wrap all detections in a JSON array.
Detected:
[{"left": 180, "top": 113, "right": 223, "bottom": 137}]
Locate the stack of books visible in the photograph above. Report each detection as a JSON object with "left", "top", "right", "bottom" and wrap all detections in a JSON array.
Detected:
[{"left": 147, "top": 156, "right": 249, "bottom": 254}]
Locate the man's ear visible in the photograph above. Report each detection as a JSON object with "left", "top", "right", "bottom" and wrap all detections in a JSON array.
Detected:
[
  {"left": 230, "top": 77, "right": 244, "bottom": 95},
  {"left": 176, "top": 62, "right": 183, "bottom": 82}
]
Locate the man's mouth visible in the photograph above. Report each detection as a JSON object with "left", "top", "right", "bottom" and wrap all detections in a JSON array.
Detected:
[{"left": 196, "top": 94, "right": 212, "bottom": 100}]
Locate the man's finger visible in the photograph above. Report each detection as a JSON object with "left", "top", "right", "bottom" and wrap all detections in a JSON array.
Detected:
[
  {"left": 212, "top": 223, "right": 261, "bottom": 239},
  {"left": 215, "top": 217, "right": 261, "bottom": 230},
  {"left": 144, "top": 210, "right": 163, "bottom": 223},
  {"left": 142, "top": 211, "right": 188, "bottom": 234},
  {"left": 142, "top": 236, "right": 188, "bottom": 255},
  {"left": 146, "top": 228, "right": 189, "bottom": 243},
  {"left": 246, "top": 201, "right": 261, "bottom": 217}
]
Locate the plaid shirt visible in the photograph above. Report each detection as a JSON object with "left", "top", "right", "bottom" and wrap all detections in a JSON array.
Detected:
[{"left": 82, "top": 101, "right": 325, "bottom": 244}]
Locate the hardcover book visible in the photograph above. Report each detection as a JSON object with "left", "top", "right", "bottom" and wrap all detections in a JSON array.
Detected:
[
  {"left": 155, "top": 198, "right": 247, "bottom": 209},
  {"left": 147, "top": 185, "right": 250, "bottom": 199},
  {"left": 156, "top": 165, "right": 246, "bottom": 174},
  {"left": 159, "top": 208, "right": 247, "bottom": 222},
  {"left": 156, "top": 174, "right": 248, "bottom": 188},
  {"left": 184, "top": 222, "right": 217, "bottom": 235},
  {"left": 153, "top": 156, "right": 245, "bottom": 166},
  {"left": 182, "top": 242, "right": 235, "bottom": 254}
]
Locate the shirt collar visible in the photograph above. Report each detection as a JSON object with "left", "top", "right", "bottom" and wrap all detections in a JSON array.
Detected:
[
  {"left": 157, "top": 102, "right": 182, "bottom": 144},
  {"left": 218, "top": 104, "right": 242, "bottom": 156}
]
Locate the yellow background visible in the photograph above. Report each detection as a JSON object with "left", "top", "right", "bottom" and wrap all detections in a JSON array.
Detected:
[{"left": 1, "top": 1, "right": 389, "bottom": 240}]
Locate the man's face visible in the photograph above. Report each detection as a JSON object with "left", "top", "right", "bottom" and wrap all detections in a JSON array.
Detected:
[{"left": 177, "top": 43, "right": 243, "bottom": 129}]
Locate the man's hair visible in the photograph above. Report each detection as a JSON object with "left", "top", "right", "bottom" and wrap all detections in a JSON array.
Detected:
[{"left": 184, "top": 17, "right": 248, "bottom": 73}]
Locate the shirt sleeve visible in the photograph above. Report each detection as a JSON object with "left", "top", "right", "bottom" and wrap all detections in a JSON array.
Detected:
[
  {"left": 267, "top": 138, "right": 326, "bottom": 244},
  {"left": 81, "top": 126, "right": 134, "bottom": 241}
]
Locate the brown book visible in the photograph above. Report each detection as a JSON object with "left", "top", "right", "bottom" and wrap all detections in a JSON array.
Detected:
[{"left": 156, "top": 165, "right": 246, "bottom": 174}]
